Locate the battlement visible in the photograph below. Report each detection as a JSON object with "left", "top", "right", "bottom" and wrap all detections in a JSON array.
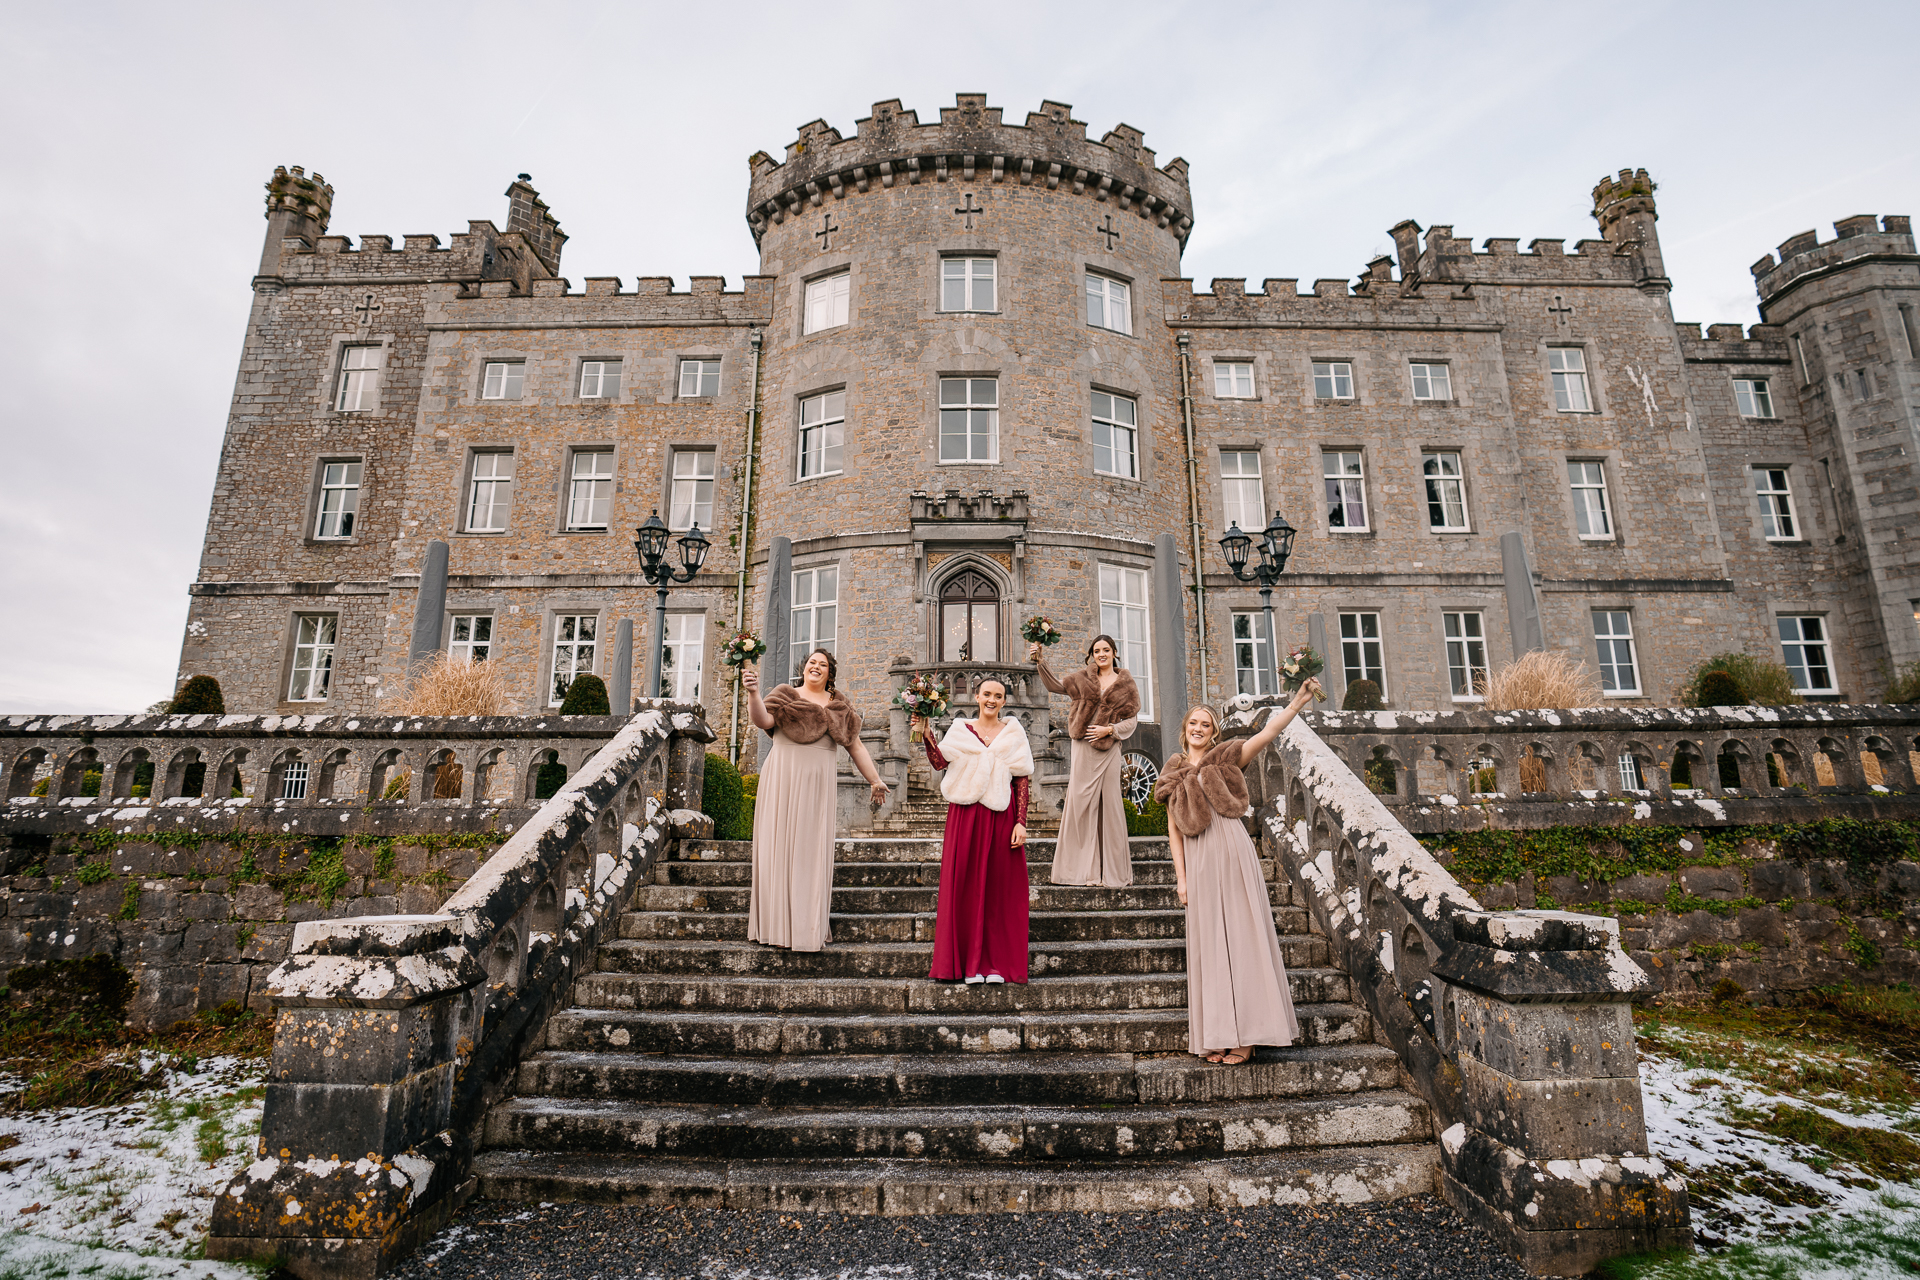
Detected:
[
  {"left": 1166, "top": 272, "right": 1484, "bottom": 324},
  {"left": 1591, "top": 167, "right": 1657, "bottom": 239},
  {"left": 1751, "top": 214, "right": 1916, "bottom": 303},
  {"left": 1676, "top": 320, "right": 1789, "bottom": 362},
  {"left": 277, "top": 221, "right": 504, "bottom": 283},
  {"left": 446, "top": 273, "right": 777, "bottom": 323},
  {"left": 744, "top": 93, "right": 1194, "bottom": 246},
  {"left": 264, "top": 165, "right": 333, "bottom": 230},
  {"left": 1388, "top": 220, "right": 1645, "bottom": 287}
]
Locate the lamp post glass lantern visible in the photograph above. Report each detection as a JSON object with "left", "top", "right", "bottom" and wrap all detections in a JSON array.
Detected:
[
  {"left": 1219, "top": 510, "right": 1296, "bottom": 696},
  {"left": 634, "top": 509, "right": 710, "bottom": 706}
]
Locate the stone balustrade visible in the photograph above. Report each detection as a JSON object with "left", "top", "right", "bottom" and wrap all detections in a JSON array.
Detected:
[
  {"left": 1226, "top": 697, "right": 1691, "bottom": 1274},
  {"left": 202, "top": 703, "right": 713, "bottom": 1279}
]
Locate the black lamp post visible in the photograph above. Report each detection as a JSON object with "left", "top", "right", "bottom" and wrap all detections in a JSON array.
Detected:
[
  {"left": 1219, "top": 511, "right": 1297, "bottom": 696},
  {"left": 634, "top": 510, "right": 710, "bottom": 705}
]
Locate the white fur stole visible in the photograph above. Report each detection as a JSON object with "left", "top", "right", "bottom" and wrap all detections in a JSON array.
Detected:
[{"left": 936, "top": 718, "right": 1035, "bottom": 812}]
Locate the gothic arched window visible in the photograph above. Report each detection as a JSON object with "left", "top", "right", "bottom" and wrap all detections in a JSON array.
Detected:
[{"left": 939, "top": 569, "right": 1000, "bottom": 662}]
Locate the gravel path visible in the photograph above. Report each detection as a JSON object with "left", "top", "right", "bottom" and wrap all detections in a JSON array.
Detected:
[{"left": 392, "top": 1195, "right": 1531, "bottom": 1280}]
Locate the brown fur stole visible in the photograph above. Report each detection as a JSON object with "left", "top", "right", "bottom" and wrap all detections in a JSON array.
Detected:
[
  {"left": 1056, "top": 667, "right": 1141, "bottom": 751},
  {"left": 1152, "top": 740, "right": 1250, "bottom": 837},
  {"left": 765, "top": 684, "right": 861, "bottom": 750}
]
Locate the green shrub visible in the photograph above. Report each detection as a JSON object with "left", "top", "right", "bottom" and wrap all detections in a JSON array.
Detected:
[
  {"left": 1341, "top": 679, "right": 1383, "bottom": 712},
  {"left": 558, "top": 673, "right": 611, "bottom": 715},
  {"left": 79, "top": 770, "right": 101, "bottom": 798},
  {"left": 1885, "top": 661, "right": 1920, "bottom": 704},
  {"left": 1680, "top": 652, "right": 1801, "bottom": 707},
  {"left": 1124, "top": 795, "right": 1168, "bottom": 836},
  {"left": 1696, "top": 669, "right": 1748, "bottom": 707},
  {"left": 1363, "top": 751, "right": 1397, "bottom": 795},
  {"left": 534, "top": 756, "right": 567, "bottom": 799},
  {"left": 167, "top": 675, "right": 226, "bottom": 715},
  {"left": 701, "top": 753, "right": 751, "bottom": 840}
]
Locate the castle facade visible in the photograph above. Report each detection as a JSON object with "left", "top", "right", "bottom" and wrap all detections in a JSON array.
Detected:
[{"left": 180, "top": 94, "right": 1920, "bottom": 780}]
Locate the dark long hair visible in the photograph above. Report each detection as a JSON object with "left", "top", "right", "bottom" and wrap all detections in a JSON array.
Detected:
[
  {"left": 801, "top": 647, "right": 838, "bottom": 694},
  {"left": 1086, "top": 634, "right": 1124, "bottom": 670}
]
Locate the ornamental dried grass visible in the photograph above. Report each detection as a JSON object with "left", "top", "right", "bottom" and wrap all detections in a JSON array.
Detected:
[
  {"left": 1481, "top": 649, "right": 1604, "bottom": 711},
  {"left": 391, "top": 654, "right": 513, "bottom": 717}
]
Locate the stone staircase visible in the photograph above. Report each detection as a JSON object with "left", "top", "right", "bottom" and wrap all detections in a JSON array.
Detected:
[{"left": 472, "top": 833, "right": 1439, "bottom": 1213}]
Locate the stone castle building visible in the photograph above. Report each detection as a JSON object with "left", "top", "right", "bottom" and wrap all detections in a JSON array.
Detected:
[{"left": 180, "top": 93, "right": 1920, "bottom": 787}]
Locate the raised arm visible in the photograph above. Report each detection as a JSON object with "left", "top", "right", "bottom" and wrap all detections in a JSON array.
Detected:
[
  {"left": 1235, "top": 679, "right": 1321, "bottom": 769},
  {"left": 743, "top": 667, "right": 775, "bottom": 732}
]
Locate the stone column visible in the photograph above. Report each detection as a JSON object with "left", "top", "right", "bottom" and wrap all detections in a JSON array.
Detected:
[
  {"left": 408, "top": 541, "right": 450, "bottom": 671},
  {"left": 1308, "top": 612, "right": 1333, "bottom": 704},
  {"left": 760, "top": 537, "right": 792, "bottom": 760},
  {"left": 610, "top": 618, "right": 633, "bottom": 712},
  {"left": 1500, "top": 532, "right": 1545, "bottom": 657},
  {"left": 1151, "top": 534, "right": 1189, "bottom": 731}
]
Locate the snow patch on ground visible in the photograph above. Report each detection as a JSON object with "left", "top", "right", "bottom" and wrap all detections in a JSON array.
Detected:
[{"left": 0, "top": 1054, "right": 263, "bottom": 1277}]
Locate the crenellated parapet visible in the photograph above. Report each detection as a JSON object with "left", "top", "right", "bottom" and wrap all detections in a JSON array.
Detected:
[
  {"left": 445, "top": 273, "right": 777, "bottom": 324},
  {"left": 743, "top": 94, "right": 1194, "bottom": 246},
  {"left": 1676, "top": 320, "right": 1789, "bottom": 366},
  {"left": 1752, "top": 214, "right": 1916, "bottom": 307},
  {"left": 1392, "top": 221, "right": 1648, "bottom": 288},
  {"left": 1166, "top": 271, "right": 1485, "bottom": 325},
  {"left": 265, "top": 165, "right": 334, "bottom": 230}
]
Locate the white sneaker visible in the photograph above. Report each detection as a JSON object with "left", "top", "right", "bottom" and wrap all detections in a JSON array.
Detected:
[
  {"left": 984, "top": 974, "right": 1006, "bottom": 984},
  {"left": 964, "top": 974, "right": 985, "bottom": 985}
]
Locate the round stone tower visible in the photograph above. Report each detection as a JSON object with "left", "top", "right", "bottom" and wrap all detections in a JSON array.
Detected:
[{"left": 741, "top": 95, "right": 1198, "bottom": 760}]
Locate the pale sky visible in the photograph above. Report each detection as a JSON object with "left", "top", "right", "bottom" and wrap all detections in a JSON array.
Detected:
[{"left": 3, "top": 0, "right": 1915, "bottom": 713}]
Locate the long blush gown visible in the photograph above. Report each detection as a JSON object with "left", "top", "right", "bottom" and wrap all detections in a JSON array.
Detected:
[
  {"left": 746, "top": 728, "right": 839, "bottom": 951},
  {"left": 1036, "top": 658, "right": 1138, "bottom": 888},
  {"left": 925, "top": 727, "right": 1033, "bottom": 983},
  {"left": 1182, "top": 810, "right": 1299, "bottom": 1054}
]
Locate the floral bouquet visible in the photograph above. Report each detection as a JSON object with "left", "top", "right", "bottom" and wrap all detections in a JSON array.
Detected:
[
  {"left": 893, "top": 673, "right": 951, "bottom": 741},
  {"left": 720, "top": 630, "right": 768, "bottom": 668},
  {"left": 1279, "top": 646, "right": 1327, "bottom": 701},
  {"left": 1020, "top": 615, "right": 1064, "bottom": 647}
]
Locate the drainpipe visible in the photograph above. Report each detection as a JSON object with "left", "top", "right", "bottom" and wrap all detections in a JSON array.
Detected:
[
  {"left": 729, "top": 329, "right": 765, "bottom": 765},
  {"left": 1176, "top": 333, "right": 1210, "bottom": 701}
]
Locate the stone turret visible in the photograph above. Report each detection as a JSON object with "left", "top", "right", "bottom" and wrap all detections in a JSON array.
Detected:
[
  {"left": 1750, "top": 213, "right": 1915, "bottom": 309},
  {"left": 1591, "top": 167, "right": 1665, "bottom": 284},
  {"left": 258, "top": 165, "right": 333, "bottom": 278},
  {"left": 504, "top": 173, "right": 567, "bottom": 275}
]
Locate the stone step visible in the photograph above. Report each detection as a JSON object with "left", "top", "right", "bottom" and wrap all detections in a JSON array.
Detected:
[
  {"left": 570, "top": 969, "right": 1354, "bottom": 1017},
  {"left": 543, "top": 1003, "right": 1370, "bottom": 1056},
  {"left": 616, "top": 908, "right": 1306, "bottom": 945},
  {"left": 594, "top": 935, "right": 1330, "bottom": 979},
  {"left": 632, "top": 882, "right": 1291, "bottom": 914},
  {"left": 675, "top": 837, "right": 1174, "bottom": 864},
  {"left": 515, "top": 1043, "right": 1404, "bottom": 1108},
  {"left": 484, "top": 1089, "right": 1429, "bottom": 1163},
  {"left": 470, "top": 1143, "right": 1437, "bottom": 1214},
  {"left": 657, "top": 859, "right": 1281, "bottom": 891}
]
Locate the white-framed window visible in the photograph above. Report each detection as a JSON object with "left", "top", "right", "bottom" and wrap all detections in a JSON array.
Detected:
[
  {"left": 1091, "top": 391, "right": 1139, "bottom": 480},
  {"left": 1751, "top": 467, "right": 1798, "bottom": 540},
  {"left": 1568, "top": 460, "right": 1613, "bottom": 539},
  {"left": 1313, "top": 361, "right": 1354, "bottom": 399},
  {"left": 1213, "top": 361, "right": 1255, "bottom": 399},
  {"left": 669, "top": 450, "right": 715, "bottom": 531},
  {"left": 335, "top": 346, "right": 381, "bottom": 412},
  {"left": 797, "top": 390, "right": 845, "bottom": 479},
  {"left": 941, "top": 258, "right": 996, "bottom": 312},
  {"left": 314, "top": 461, "right": 361, "bottom": 539},
  {"left": 481, "top": 361, "right": 525, "bottom": 401},
  {"left": 1549, "top": 348, "right": 1592, "bottom": 412},
  {"left": 1410, "top": 362, "right": 1452, "bottom": 402},
  {"left": 1592, "top": 610, "right": 1640, "bottom": 696},
  {"left": 579, "top": 360, "right": 622, "bottom": 399},
  {"left": 660, "top": 613, "right": 705, "bottom": 701},
  {"left": 1339, "top": 612, "right": 1384, "bottom": 693},
  {"left": 466, "top": 452, "right": 513, "bottom": 532},
  {"left": 288, "top": 614, "right": 337, "bottom": 703},
  {"left": 280, "top": 760, "right": 310, "bottom": 800},
  {"left": 789, "top": 566, "right": 838, "bottom": 679},
  {"left": 939, "top": 377, "right": 999, "bottom": 464},
  {"left": 1617, "top": 752, "right": 1647, "bottom": 792},
  {"left": 1777, "top": 615, "right": 1835, "bottom": 694},
  {"left": 678, "top": 359, "right": 721, "bottom": 397},
  {"left": 566, "top": 450, "right": 614, "bottom": 530},
  {"left": 1422, "top": 451, "right": 1469, "bottom": 531},
  {"left": 804, "top": 272, "right": 850, "bottom": 334},
  {"left": 550, "top": 614, "right": 597, "bottom": 706},
  {"left": 1098, "top": 563, "right": 1153, "bottom": 720},
  {"left": 1085, "top": 274, "right": 1132, "bottom": 335},
  {"left": 1734, "top": 377, "right": 1775, "bottom": 419},
  {"left": 448, "top": 614, "right": 493, "bottom": 663},
  {"left": 1442, "top": 611, "right": 1489, "bottom": 701},
  {"left": 1220, "top": 450, "right": 1263, "bottom": 534},
  {"left": 1231, "top": 611, "right": 1274, "bottom": 696},
  {"left": 1323, "top": 450, "right": 1369, "bottom": 531}
]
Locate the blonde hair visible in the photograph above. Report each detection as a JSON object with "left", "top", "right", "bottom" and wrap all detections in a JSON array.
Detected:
[{"left": 1179, "top": 704, "right": 1221, "bottom": 759}]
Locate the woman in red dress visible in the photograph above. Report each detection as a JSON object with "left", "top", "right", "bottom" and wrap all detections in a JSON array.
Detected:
[{"left": 912, "top": 679, "right": 1034, "bottom": 985}]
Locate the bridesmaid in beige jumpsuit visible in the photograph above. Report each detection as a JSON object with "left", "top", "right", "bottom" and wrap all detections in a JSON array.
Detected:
[
  {"left": 1154, "top": 679, "right": 1319, "bottom": 1065},
  {"left": 742, "top": 649, "right": 889, "bottom": 951},
  {"left": 1030, "top": 635, "right": 1139, "bottom": 888}
]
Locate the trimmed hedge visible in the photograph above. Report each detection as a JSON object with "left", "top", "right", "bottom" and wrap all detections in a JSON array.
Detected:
[
  {"left": 168, "top": 675, "right": 225, "bottom": 715},
  {"left": 558, "top": 674, "right": 611, "bottom": 715},
  {"left": 702, "top": 753, "right": 752, "bottom": 840},
  {"left": 1124, "top": 795, "right": 1168, "bottom": 836}
]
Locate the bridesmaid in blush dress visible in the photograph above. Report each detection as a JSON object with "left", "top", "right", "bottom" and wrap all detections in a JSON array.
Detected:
[
  {"left": 1029, "top": 634, "right": 1140, "bottom": 888},
  {"left": 914, "top": 679, "right": 1035, "bottom": 985},
  {"left": 742, "top": 649, "right": 889, "bottom": 952},
  {"left": 1154, "top": 679, "right": 1320, "bottom": 1065}
]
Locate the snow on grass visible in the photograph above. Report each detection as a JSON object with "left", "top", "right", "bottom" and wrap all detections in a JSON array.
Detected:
[{"left": 0, "top": 1054, "right": 263, "bottom": 1278}]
